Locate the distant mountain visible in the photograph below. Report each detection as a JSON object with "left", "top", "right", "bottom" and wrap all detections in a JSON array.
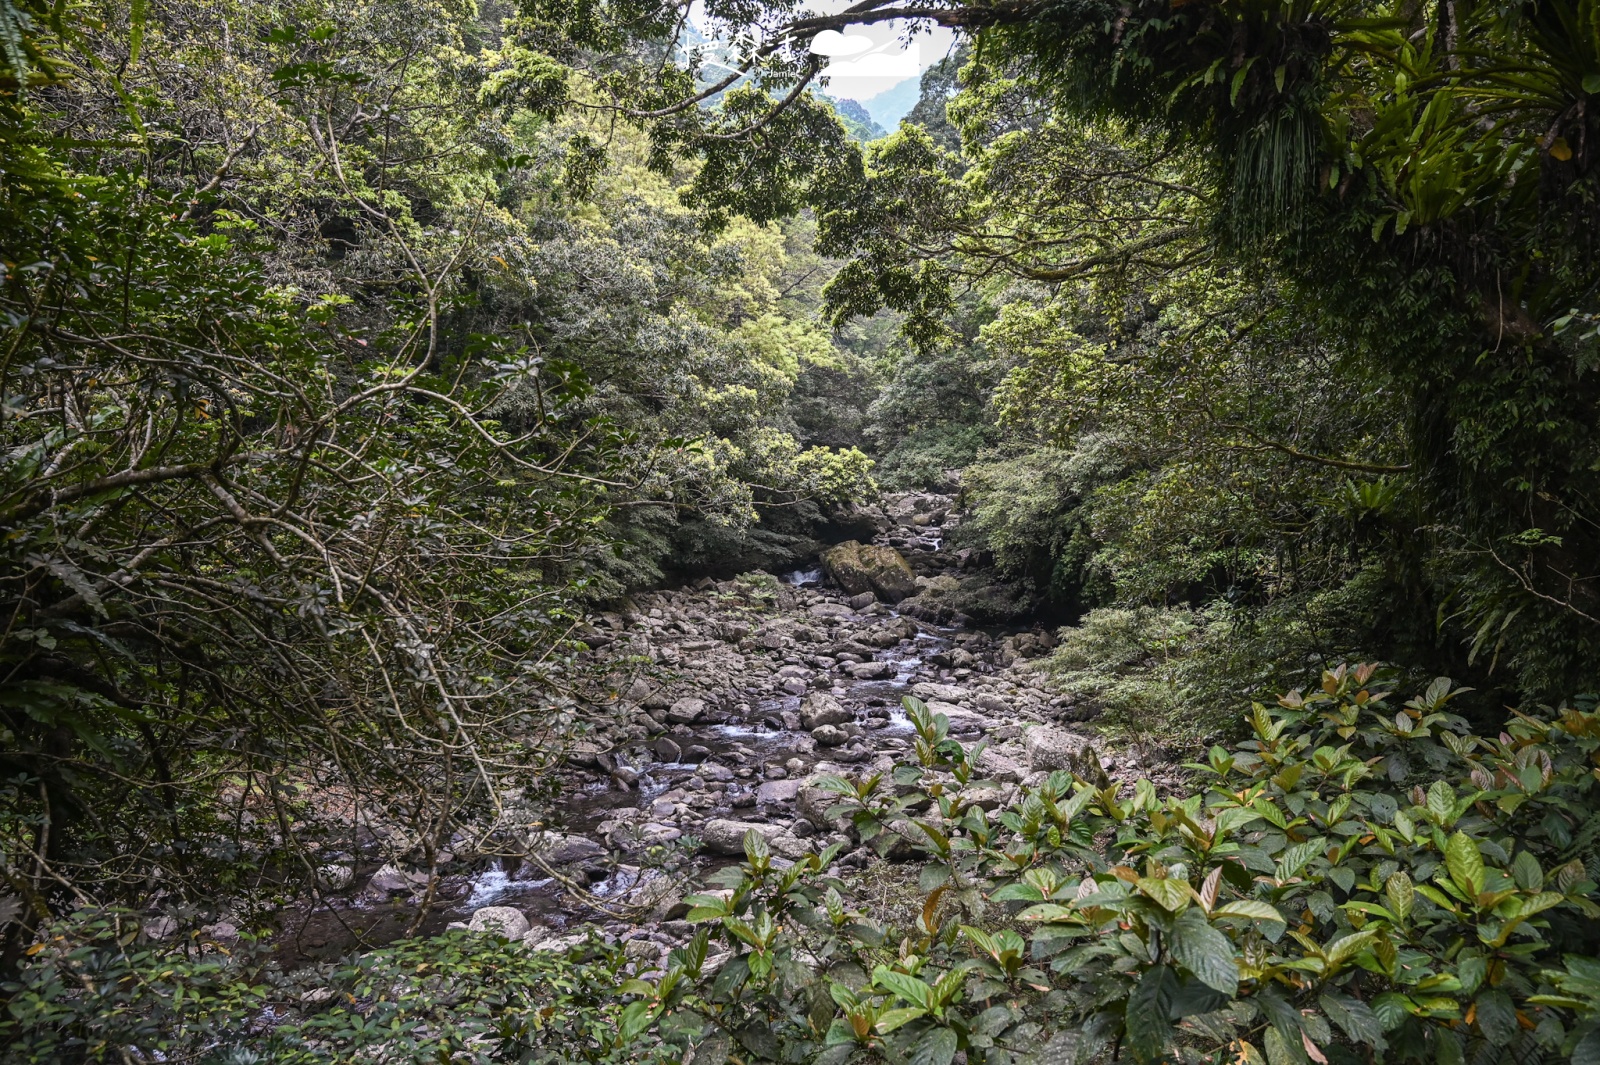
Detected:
[
  {"left": 853, "top": 76, "right": 921, "bottom": 133},
  {"left": 822, "top": 95, "right": 887, "bottom": 142}
]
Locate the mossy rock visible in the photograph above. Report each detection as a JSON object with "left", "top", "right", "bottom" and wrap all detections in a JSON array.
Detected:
[{"left": 820, "top": 541, "right": 918, "bottom": 603}]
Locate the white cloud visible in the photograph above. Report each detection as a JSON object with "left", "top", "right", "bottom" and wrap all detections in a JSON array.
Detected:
[
  {"left": 809, "top": 30, "right": 874, "bottom": 56},
  {"left": 823, "top": 45, "right": 920, "bottom": 79}
]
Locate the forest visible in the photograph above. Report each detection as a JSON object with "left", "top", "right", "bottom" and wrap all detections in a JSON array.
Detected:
[{"left": 2, "top": 0, "right": 1600, "bottom": 1062}]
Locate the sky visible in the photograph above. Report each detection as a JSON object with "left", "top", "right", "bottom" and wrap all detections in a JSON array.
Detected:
[
  {"left": 688, "top": 1, "right": 957, "bottom": 103},
  {"left": 808, "top": 18, "right": 957, "bottom": 102}
]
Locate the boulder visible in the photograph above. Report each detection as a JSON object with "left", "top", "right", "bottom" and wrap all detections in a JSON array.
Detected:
[
  {"left": 810, "top": 602, "right": 854, "bottom": 618},
  {"left": 770, "top": 832, "right": 815, "bottom": 860},
  {"left": 318, "top": 863, "right": 355, "bottom": 890},
  {"left": 975, "top": 693, "right": 1011, "bottom": 715},
  {"left": 666, "top": 698, "right": 706, "bottom": 724},
  {"left": 847, "top": 591, "right": 877, "bottom": 610},
  {"left": 820, "top": 541, "right": 919, "bottom": 603},
  {"left": 1024, "top": 726, "right": 1091, "bottom": 773},
  {"left": 797, "top": 776, "right": 849, "bottom": 829},
  {"left": 365, "top": 864, "right": 428, "bottom": 896},
  {"left": 696, "top": 762, "right": 736, "bottom": 783},
  {"left": 800, "top": 693, "right": 853, "bottom": 730},
  {"left": 780, "top": 677, "right": 808, "bottom": 696},
  {"left": 653, "top": 737, "right": 683, "bottom": 763},
  {"left": 811, "top": 724, "right": 849, "bottom": 746},
  {"left": 912, "top": 682, "right": 969, "bottom": 703},
  {"left": 928, "top": 702, "right": 987, "bottom": 734},
  {"left": 758, "top": 779, "right": 802, "bottom": 805},
  {"left": 526, "top": 929, "right": 589, "bottom": 953},
  {"left": 536, "top": 833, "right": 606, "bottom": 865},
  {"left": 847, "top": 661, "right": 896, "bottom": 680},
  {"left": 468, "top": 906, "right": 530, "bottom": 940},
  {"left": 977, "top": 748, "right": 1027, "bottom": 783},
  {"left": 701, "top": 819, "right": 783, "bottom": 856}
]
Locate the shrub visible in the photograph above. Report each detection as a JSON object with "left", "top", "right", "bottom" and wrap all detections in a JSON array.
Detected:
[
  {"left": 651, "top": 671, "right": 1600, "bottom": 1064},
  {"left": 0, "top": 917, "right": 676, "bottom": 1064}
]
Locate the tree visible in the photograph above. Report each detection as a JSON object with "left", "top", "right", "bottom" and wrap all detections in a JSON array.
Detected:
[{"left": 529, "top": 0, "right": 1599, "bottom": 694}]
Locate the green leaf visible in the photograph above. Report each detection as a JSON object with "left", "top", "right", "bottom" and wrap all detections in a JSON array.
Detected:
[
  {"left": 1125, "top": 964, "right": 1178, "bottom": 1063},
  {"left": 1168, "top": 909, "right": 1239, "bottom": 995},
  {"left": 874, "top": 967, "right": 935, "bottom": 1010},
  {"left": 1436, "top": 1029, "right": 1464, "bottom": 1065},
  {"left": 1321, "top": 991, "right": 1385, "bottom": 1048},
  {"left": 1572, "top": 1026, "right": 1600, "bottom": 1065},
  {"left": 129, "top": 0, "right": 148, "bottom": 63},
  {"left": 910, "top": 1027, "right": 959, "bottom": 1065},
  {"left": 1511, "top": 851, "right": 1543, "bottom": 892},
  {"left": 1474, "top": 990, "right": 1517, "bottom": 1047},
  {"left": 1326, "top": 930, "right": 1377, "bottom": 966},
  {"left": 1262, "top": 1024, "right": 1298, "bottom": 1065},
  {"left": 875, "top": 1006, "right": 929, "bottom": 1034},
  {"left": 1446, "top": 832, "right": 1485, "bottom": 897},
  {"left": 1137, "top": 876, "right": 1193, "bottom": 912},
  {"left": 1426, "top": 781, "right": 1454, "bottom": 823},
  {"left": 619, "top": 999, "right": 656, "bottom": 1042},
  {"left": 1214, "top": 900, "right": 1287, "bottom": 924},
  {"left": 1230, "top": 57, "right": 1258, "bottom": 107},
  {"left": 1371, "top": 992, "right": 1410, "bottom": 1032},
  {"left": 1277, "top": 839, "right": 1323, "bottom": 881},
  {"left": 1584, "top": 75, "right": 1600, "bottom": 96},
  {"left": 1386, "top": 871, "right": 1414, "bottom": 920}
]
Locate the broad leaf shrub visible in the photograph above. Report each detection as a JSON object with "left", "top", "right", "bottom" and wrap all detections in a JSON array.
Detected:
[{"left": 648, "top": 667, "right": 1600, "bottom": 1064}]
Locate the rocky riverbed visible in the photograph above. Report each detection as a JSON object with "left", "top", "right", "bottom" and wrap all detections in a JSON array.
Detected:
[{"left": 277, "top": 493, "right": 1183, "bottom": 968}]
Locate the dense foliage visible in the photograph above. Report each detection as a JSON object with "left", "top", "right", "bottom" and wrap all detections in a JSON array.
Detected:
[
  {"left": 491, "top": 0, "right": 1600, "bottom": 703},
  {"left": 6, "top": 0, "right": 1600, "bottom": 1061},
  {"left": 650, "top": 679, "right": 1600, "bottom": 1065},
  {"left": 0, "top": 0, "right": 876, "bottom": 983},
  {"left": 2, "top": 913, "right": 678, "bottom": 1063}
]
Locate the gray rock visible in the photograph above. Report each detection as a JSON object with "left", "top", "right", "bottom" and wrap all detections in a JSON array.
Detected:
[
  {"left": 780, "top": 677, "right": 808, "bottom": 696},
  {"left": 639, "top": 823, "right": 682, "bottom": 844},
  {"left": 537, "top": 833, "right": 605, "bottom": 865},
  {"left": 318, "top": 863, "right": 355, "bottom": 890},
  {"left": 847, "top": 591, "right": 877, "bottom": 610},
  {"left": 975, "top": 692, "right": 1011, "bottom": 715},
  {"left": 697, "top": 762, "right": 735, "bottom": 783},
  {"left": 1024, "top": 725, "right": 1090, "bottom": 772},
  {"left": 526, "top": 930, "right": 589, "bottom": 953},
  {"left": 758, "top": 779, "right": 802, "bottom": 805},
  {"left": 912, "top": 682, "right": 969, "bottom": 703},
  {"left": 770, "top": 832, "right": 815, "bottom": 860},
  {"left": 927, "top": 702, "right": 987, "bottom": 733},
  {"left": 811, "top": 724, "right": 848, "bottom": 746},
  {"left": 977, "top": 748, "right": 1026, "bottom": 783},
  {"left": 799, "top": 693, "right": 853, "bottom": 730},
  {"left": 666, "top": 698, "right": 706, "bottom": 724},
  {"left": 809, "top": 603, "right": 854, "bottom": 618},
  {"left": 847, "top": 661, "right": 896, "bottom": 680},
  {"left": 469, "top": 906, "right": 530, "bottom": 940},
  {"left": 701, "top": 819, "right": 783, "bottom": 855},
  {"left": 653, "top": 737, "right": 682, "bottom": 763},
  {"left": 797, "top": 776, "right": 847, "bottom": 829},
  {"left": 143, "top": 916, "right": 179, "bottom": 939},
  {"left": 365, "top": 864, "right": 427, "bottom": 895}
]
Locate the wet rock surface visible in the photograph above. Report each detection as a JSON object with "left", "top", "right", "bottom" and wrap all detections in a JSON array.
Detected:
[{"left": 277, "top": 493, "right": 1178, "bottom": 965}]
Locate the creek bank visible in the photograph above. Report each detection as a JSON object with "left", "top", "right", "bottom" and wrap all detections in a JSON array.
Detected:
[{"left": 271, "top": 493, "right": 1182, "bottom": 967}]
